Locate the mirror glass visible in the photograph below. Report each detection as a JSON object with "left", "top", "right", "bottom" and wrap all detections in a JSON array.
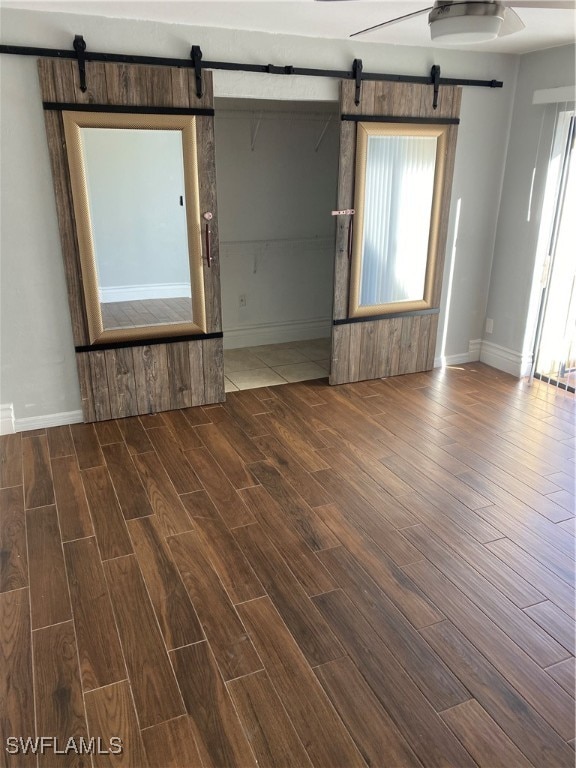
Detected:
[
  {"left": 360, "top": 134, "right": 436, "bottom": 306},
  {"left": 63, "top": 112, "right": 206, "bottom": 344},
  {"left": 82, "top": 128, "right": 193, "bottom": 331},
  {"left": 349, "top": 122, "right": 449, "bottom": 318}
]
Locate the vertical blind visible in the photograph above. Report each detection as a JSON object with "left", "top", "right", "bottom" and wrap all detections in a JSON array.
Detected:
[{"left": 359, "top": 134, "right": 437, "bottom": 307}]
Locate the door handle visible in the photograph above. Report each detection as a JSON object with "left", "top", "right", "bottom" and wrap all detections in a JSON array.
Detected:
[
  {"left": 203, "top": 212, "right": 213, "bottom": 268},
  {"left": 332, "top": 210, "right": 355, "bottom": 260},
  {"left": 347, "top": 217, "right": 354, "bottom": 261}
]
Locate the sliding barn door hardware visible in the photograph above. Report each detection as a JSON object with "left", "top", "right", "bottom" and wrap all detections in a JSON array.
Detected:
[
  {"left": 73, "top": 34, "right": 87, "bottom": 92},
  {"left": 332, "top": 209, "right": 356, "bottom": 261},
  {"left": 191, "top": 45, "right": 203, "bottom": 98},
  {"left": 0, "top": 38, "right": 504, "bottom": 94},
  {"left": 266, "top": 64, "right": 295, "bottom": 75},
  {"left": 431, "top": 64, "right": 441, "bottom": 109},
  {"left": 353, "top": 58, "right": 363, "bottom": 106}
]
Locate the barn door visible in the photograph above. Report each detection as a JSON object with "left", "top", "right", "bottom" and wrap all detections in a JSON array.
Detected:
[
  {"left": 330, "top": 80, "right": 461, "bottom": 385},
  {"left": 39, "top": 60, "right": 224, "bottom": 421}
]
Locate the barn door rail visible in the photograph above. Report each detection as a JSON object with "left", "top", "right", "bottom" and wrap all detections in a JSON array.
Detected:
[{"left": 0, "top": 38, "right": 503, "bottom": 105}]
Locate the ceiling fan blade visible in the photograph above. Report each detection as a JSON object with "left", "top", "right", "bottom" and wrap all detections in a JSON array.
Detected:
[
  {"left": 506, "top": 1, "right": 575, "bottom": 8},
  {"left": 498, "top": 7, "right": 526, "bottom": 35},
  {"left": 350, "top": 6, "right": 432, "bottom": 38}
]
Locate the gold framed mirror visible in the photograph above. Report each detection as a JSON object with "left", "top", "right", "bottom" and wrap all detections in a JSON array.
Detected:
[
  {"left": 63, "top": 111, "right": 206, "bottom": 344},
  {"left": 349, "top": 122, "right": 449, "bottom": 318}
]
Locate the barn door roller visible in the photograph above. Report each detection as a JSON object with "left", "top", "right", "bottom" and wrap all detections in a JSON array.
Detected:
[{"left": 73, "top": 34, "right": 87, "bottom": 92}]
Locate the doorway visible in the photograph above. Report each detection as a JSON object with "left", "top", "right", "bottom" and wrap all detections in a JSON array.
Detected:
[
  {"left": 214, "top": 98, "right": 339, "bottom": 391},
  {"left": 532, "top": 111, "right": 576, "bottom": 393}
]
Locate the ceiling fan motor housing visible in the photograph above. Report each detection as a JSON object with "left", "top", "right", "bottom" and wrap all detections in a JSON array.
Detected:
[{"left": 429, "top": 1, "right": 506, "bottom": 42}]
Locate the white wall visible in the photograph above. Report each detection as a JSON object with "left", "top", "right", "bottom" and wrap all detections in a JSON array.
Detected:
[
  {"left": 214, "top": 99, "right": 338, "bottom": 347},
  {"left": 0, "top": 7, "right": 517, "bottom": 424},
  {"left": 482, "top": 44, "right": 575, "bottom": 376}
]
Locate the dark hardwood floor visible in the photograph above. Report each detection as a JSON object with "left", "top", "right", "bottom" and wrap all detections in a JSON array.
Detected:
[{"left": 1, "top": 363, "right": 574, "bottom": 767}]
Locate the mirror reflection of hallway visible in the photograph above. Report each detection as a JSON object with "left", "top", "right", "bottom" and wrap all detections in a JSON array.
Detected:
[{"left": 214, "top": 99, "right": 339, "bottom": 391}]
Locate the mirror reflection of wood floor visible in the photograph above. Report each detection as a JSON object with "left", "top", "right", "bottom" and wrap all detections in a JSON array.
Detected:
[
  {"left": 2, "top": 364, "right": 575, "bottom": 768},
  {"left": 101, "top": 296, "right": 192, "bottom": 329}
]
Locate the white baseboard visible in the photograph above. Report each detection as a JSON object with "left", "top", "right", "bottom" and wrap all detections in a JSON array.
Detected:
[
  {"left": 434, "top": 339, "right": 530, "bottom": 377},
  {"left": 468, "top": 339, "right": 482, "bottom": 361},
  {"left": 224, "top": 317, "right": 332, "bottom": 349},
  {"left": 479, "top": 340, "right": 532, "bottom": 378},
  {"left": 434, "top": 339, "right": 482, "bottom": 369},
  {"left": 100, "top": 283, "right": 191, "bottom": 303},
  {"left": 15, "top": 410, "right": 83, "bottom": 433},
  {"left": 0, "top": 403, "right": 15, "bottom": 435}
]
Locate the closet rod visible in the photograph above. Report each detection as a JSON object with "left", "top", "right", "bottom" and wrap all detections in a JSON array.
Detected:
[{"left": 0, "top": 42, "right": 504, "bottom": 91}]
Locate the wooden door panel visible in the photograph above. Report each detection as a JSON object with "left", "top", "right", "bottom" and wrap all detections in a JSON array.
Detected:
[
  {"left": 330, "top": 80, "right": 460, "bottom": 385},
  {"left": 332, "top": 314, "right": 438, "bottom": 383},
  {"left": 38, "top": 61, "right": 224, "bottom": 420}
]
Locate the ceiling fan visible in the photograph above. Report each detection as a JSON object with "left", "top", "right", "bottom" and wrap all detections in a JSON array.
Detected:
[{"left": 316, "top": 1, "right": 576, "bottom": 44}]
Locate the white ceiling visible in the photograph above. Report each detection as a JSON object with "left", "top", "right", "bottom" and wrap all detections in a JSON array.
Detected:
[{"left": 2, "top": 1, "right": 576, "bottom": 54}]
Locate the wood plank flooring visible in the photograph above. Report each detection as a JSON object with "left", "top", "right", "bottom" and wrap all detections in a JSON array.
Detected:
[{"left": 0, "top": 363, "right": 574, "bottom": 767}]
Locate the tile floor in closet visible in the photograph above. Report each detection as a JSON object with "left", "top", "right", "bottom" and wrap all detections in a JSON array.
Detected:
[{"left": 224, "top": 337, "right": 331, "bottom": 391}]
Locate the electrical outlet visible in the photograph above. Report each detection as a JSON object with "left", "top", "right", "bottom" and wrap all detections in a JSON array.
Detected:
[
  {"left": 239, "top": 294, "right": 247, "bottom": 308},
  {"left": 485, "top": 317, "right": 494, "bottom": 334}
]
